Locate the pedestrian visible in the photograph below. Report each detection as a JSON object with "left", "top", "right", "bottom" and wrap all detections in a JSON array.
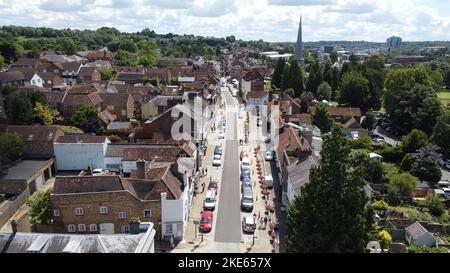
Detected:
[
  {"left": 205, "top": 168, "right": 208, "bottom": 175},
  {"left": 264, "top": 216, "right": 268, "bottom": 229},
  {"left": 202, "top": 182, "right": 205, "bottom": 193},
  {"left": 258, "top": 211, "right": 260, "bottom": 219},
  {"left": 259, "top": 218, "right": 264, "bottom": 229}
]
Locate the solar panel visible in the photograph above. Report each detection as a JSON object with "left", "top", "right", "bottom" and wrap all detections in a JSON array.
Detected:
[
  {"left": 62, "top": 237, "right": 84, "bottom": 253},
  {"left": 27, "top": 235, "right": 50, "bottom": 253}
]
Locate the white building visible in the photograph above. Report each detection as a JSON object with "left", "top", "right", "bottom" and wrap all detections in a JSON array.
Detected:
[{"left": 54, "top": 135, "right": 110, "bottom": 171}]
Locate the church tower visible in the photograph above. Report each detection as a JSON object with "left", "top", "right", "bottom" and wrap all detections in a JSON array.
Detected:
[{"left": 295, "top": 13, "right": 304, "bottom": 63}]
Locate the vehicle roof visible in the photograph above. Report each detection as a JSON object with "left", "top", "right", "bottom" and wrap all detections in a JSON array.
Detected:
[
  {"left": 205, "top": 190, "right": 215, "bottom": 197},
  {"left": 243, "top": 187, "right": 253, "bottom": 195},
  {"left": 202, "top": 211, "right": 212, "bottom": 217},
  {"left": 244, "top": 216, "right": 255, "bottom": 224}
]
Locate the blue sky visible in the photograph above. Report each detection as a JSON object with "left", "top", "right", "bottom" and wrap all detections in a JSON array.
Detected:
[{"left": 0, "top": 0, "right": 449, "bottom": 42}]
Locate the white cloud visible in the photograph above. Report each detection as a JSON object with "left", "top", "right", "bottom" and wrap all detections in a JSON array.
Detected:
[{"left": 0, "top": 0, "right": 449, "bottom": 42}]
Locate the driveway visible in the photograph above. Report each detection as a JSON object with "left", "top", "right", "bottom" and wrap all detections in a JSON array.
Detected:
[{"left": 374, "top": 126, "right": 400, "bottom": 147}]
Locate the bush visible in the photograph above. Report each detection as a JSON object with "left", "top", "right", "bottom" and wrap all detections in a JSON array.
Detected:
[
  {"left": 407, "top": 246, "right": 449, "bottom": 253},
  {"left": 0, "top": 133, "right": 25, "bottom": 160},
  {"left": 108, "top": 135, "right": 122, "bottom": 143},
  {"left": 378, "top": 230, "right": 392, "bottom": 250},
  {"left": 399, "top": 153, "right": 414, "bottom": 172},
  {"left": 373, "top": 200, "right": 389, "bottom": 213},
  {"left": 388, "top": 172, "right": 418, "bottom": 198},
  {"left": 377, "top": 145, "right": 404, "bottom": 163},
  {"left": 350, "top": 135, "right": 373, "bottom": 150},
  {"left": 425, "top": 194, "right": 446, "bottom": 217},
  {"left": 27, "top": 189, "right": 53, "bottom": 225}
]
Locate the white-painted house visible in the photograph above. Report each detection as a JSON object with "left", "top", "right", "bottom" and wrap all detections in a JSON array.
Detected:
[
  {"left": 54, "top": 135, "right": 110, "bottom": 171},
  {"left": 161, "top": 171, "right": 195, "bottom": 242}
]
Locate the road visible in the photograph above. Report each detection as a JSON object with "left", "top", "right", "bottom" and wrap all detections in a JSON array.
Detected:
[{"left": 214, "top": 82, "right": 242, "bottom": 246}]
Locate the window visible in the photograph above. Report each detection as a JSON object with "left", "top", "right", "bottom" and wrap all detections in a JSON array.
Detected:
[
  {"left": 89, "top": 224, "right": 98, "bottom": 232},
  {"left": 78, "top": 224, "right": 86, "bottom": 232},
  {"left": 144, "top": 210, "right": 152, "bottom": 218},
  {"left": 165, "top": 224, "right": 173, "bottom": 234},
  {"left": 75, "top": 208, "right": 84, "bottom": 216},
  {"left": 121, "top": 225, "right": 130, "bottom": 234},
  {"left": 118, "top": 212, "right": 126, "bottom": 219},
  {"left": 68, "top": 224, "right": 76, "bottom": 233},
  {"left": 53, "top": 209, "right": 60, "bottom": 217},
  {"left": 121, "top": 110, "right": 127, "bottom": 116},
  {"left": 100, "top": 206, "right": 108, "bottom": 214}
]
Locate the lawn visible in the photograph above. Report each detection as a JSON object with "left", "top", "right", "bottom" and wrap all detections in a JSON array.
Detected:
[
  {"left": 438, "top": 91, "right": 450, "bottom": 108},
  {"left": 56, "top": 125, "right": 83, "bottom": 133}
]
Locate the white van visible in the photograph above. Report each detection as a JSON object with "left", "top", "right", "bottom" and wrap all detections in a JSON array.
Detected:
[
  {"left": 241, "top": 157, "right": 250, "bottom": 171},
  {"left": 264, "top": 175, "right": 274, "bottom": 189},
  {"left": 204, "top": 190, "right": 216, "bottom": 211},
  {"left": 437, "top": 180, "right": 450, "bottom": 188}
]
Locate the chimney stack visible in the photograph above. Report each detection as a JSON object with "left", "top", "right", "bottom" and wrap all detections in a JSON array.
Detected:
[
  {"left": 11, "top": 220, "right": 17, "bottom": 234},
  {"left": 136, "top": 159, "right": 146, "bottom": 179}
]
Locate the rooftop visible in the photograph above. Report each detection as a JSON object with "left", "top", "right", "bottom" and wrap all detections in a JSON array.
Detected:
[{"left": 0, "top": 160, "right": 51, "bottom": 181}]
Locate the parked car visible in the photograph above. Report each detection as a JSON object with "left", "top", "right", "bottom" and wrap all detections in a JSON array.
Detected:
[
  {"left": 241, "top": 187, "right": 254, "bottom": 212},
  {"left": 238, "top": 110, "right": 244, "bottom": 119},
  {"left": 240, "top": 150, "right": 248, "bottom": 161},
  {"left": 92, "top": 169, "right": 105, "bottom": 176},
  {"left": 208, "top": 180, "right": 219, "bottom": 194},
  {"left": 241, "top": 157, "right": 251, "bottom": 171},
  {"left": 218, "top": 132, "right": 226, "bottom": 139},
  {"left": 241, "top": 179, "right": 252, "bottom": 192},
  {"left": 374, "top": 138, "right": 387, "bottom": 145},
  {"left": 257, "top": 118, "right": 262, "bottom": 127},
  {"left": 212, "top": 157, "right": 221, "bottom": 167},
  {"left": 264, "top": 175, "right": 274, "bottom": 189},
  {"left": 240, "top": 169, "right": 251, "bottom": 181},
  {"left": 200, "top": 211, "right": 213, "bottom": 232},
  {"left": 214, "top": 145, "right": 223, "bottom": 155},
  {"left": 204, "top": 190, "right": 216, "bottom": 211},
  {"left": 265, "top": 151, "right": 273, "bottom": 161},
  {"left": 242, "top": 216, "right": 256, "bottom": 233}
]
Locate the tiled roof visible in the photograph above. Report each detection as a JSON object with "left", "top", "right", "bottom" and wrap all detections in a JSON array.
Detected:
[
  {"left": 53, "top": 176, "right": 124, "bottom": 194},
  {"left": 0, "top": 71, "right": 25, "bottom": 83},
  {"left": 287, "top": 156, "right": 319, "bottom": 191},
  {"left": 343, "top": 117, "right": 364, "bottom": 129},
  {"left": 405, "top": 222, "right": 429, "bottom": 240},
  {"left": 78, "top": 67, "right": 98, "bottom": 77},
  {"left": 288, "top": 114, "right": 312, "bottom": 125},
  {"left": 123, "top": 147, "right": 184, "bottom": 161},
  {"left": 309, "top": 106, "right": 362, "bottom": 117},
  {"left": 117, "top": 72, "right": 144, "bottom": 81},
  {"left": 13, "top": 58, "right": 40, "bottom": 67},
  {"left": 6, "top": 125, "right": 62, "bottom": 143},
  {"left": 98, "top": 110, "right": 117, "bottom": 124},
  {"left": 99, "top": 93, "right": 132, "bottom": 108},
  {"left": 8, "top": 67, "right": 38, "bottom": 81},
  {"left": 61, "top": 62, "right": 82, "bottom": 73}
]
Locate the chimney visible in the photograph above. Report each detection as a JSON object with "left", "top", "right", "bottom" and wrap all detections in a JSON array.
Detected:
[
  {"left": 129, "top": 218, "right": 141, "bottom": 234},
  {"left": 136, "top": 159, "right": 146, "bottom": 179},
  {"left": 10, "top": 220, "right": 17, "bottom": 233},
  {"left": 85, "top": 166, "right": 92, "bottom": 176}
]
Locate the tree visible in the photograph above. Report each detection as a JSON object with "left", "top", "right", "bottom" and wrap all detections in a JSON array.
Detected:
[
  {"left": 1, "top": 84, "right": 16, "bottom": 95},
  {"left": 410, "top": 145, "right": 442, "bottom": 186},
  {"left": 0, "top": 40, "right": 23, "bottom": 63},
  {"left": 226, "top": 35, "right": 235, "bottom": 43},
  {"left": 331, "top": 66, "right": 340, "bottom": 98},
  {"left": 72, "top": 104, "right": 99, "bottom": 128},
  {"left": 119, "top": 39, "right": 138, "bottom": 53},
  {"left": 350, "top": 152, "right": 384, "bottom": 184},
  {"left": 0, "top": 54, "right": 4, "bottom": 69},
  {"left": 27, "top": 189, "right": 53, "bottom": 225},
  {"left": 361, "top": 112, "right": 376, "bottom": 130},
  {"left": 33, "top": 102, "right": 58, "bottom": 125},
  {"left": 316, "top": 82, "right": 332, "bottom": 101},
  {"left": 7, "top": 94, "right": 33, "bottom": 125},
  {"left": 312, "top": 103, "right": 334, "bottom": 133},
  {"left": 306, "top": 61, "right": 323, "bottom": 95},
  {"left": 362, "top": 55, "right": 385, "bottom": 111},
  {"left": 432, "top": 110, "right": 450, "bottom": 156},
  {"left": 0, "top": 133, "right": 24, "bottom": 160},
  {"left": 330, "top": 50, "right": 338, "bottom": 64},
  {"left": 138, "top": 54, "right": 157, "bottom": 68},
  {"left": 373, "top": 200, "right": 389, "bottom": 214},
  {"left": 425, "top": 193, "right": 446, "bottom": 217},
  {"left": 271, "top": 58, "right": 285, "bottom": 89},
  {"left": 280, "top": 63, "right": 290, "bottom": 91},
  {"left": 114, "top": 50, "right": 137, "bottom": 66},
  {"left": 384, "top": 66, "right": 441, "bottom": 134},
  {"left": 61, "top": 37, "right": 76, "bottom": 55},
  {"left": 323, "top": 62, "right": 333, "bottom": 87},
  {"left": 99, "top": 68, "right": 116, "bottom": 80},
  {"left": 388, "top": 172, "right": 418, "bottom": 198},
  {"left": 281, "top": 58, "right": 305, "bottom": 98},
  {"left": 378, "top": 230, "right": 392, "bottom": 251},
  {"left": 339, "top": 71, "right": 370, "bottom": 110},
  {"left": 80, "top": 117, "right": 104, "bottom": 134},
  {"left": 400, "top": 129, "right": 429, "bottom": 154},
  {"left": 286, "top": 125, "right": 374, "bottom": 253}
]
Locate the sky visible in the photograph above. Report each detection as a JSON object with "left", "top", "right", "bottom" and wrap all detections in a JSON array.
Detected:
[{"left": 0, "top": 0, "right": 449, "bottom": 42}]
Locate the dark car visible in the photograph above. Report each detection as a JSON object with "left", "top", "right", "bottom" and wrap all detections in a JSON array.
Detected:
[
  {"left": 214, "top": 146, "right": 223, "bottom": 156},
  {"left": 240, "top": 169, "right": 251, "bottom": 181}
]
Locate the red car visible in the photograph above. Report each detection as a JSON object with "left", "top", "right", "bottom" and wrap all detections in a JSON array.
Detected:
[
  {"left": 200, "top": 211, "right": 213, "bottom": 232},
  {"left": 208, "top": 180, "right": 219, "bottom": 194},
  {"left": 240, "top": 150, "right": 248, "bottom": 161}
]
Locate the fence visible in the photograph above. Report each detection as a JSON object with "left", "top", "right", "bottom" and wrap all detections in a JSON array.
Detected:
[{"left": 0, "top": 189, "right": 30, "bottom": 230}]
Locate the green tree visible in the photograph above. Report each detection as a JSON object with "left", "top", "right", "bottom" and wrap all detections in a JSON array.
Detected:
[
  {"left": 316, "top": 82, "right": 332, "bottom": 101},
  {"left": 331, "top": 66, "right": 340, "bottom": 98},
  {"left": 286, "top": 125, "right": 374, "bottom": 253},
  {"left": 0, "top": 40, "right": 23, "bottom": 63},
  {"left": 400, "top": 129, "right": 429, "bottom": 154},
  {"left": 7, "top": 94, "right": 33, "bottom": 125},
  {"left": 399, "top": 153, "right": 415, "bottom": 172},
  {"left": 72, "top": 104, "right": 99, "bottom": 128},
  {"left": 33, "top": 102, "right": 58, "bottom": 125},
  {"left": 330, "top": 50, "right": 338, "bottom": 64},
  {"left": 114, "top": 50, "right": 137, "bottom": 66},
  {"left": 312, "top": 103, "right": 334, "bottom": 133},
  {"left": 0, "top": 133, "right": 24, "bottom": 160},
  {"left": 425, "top": 193, "right": 446, "bottom": 217},
  {"left": 27, "top": 189, "right": 53, "bottom": 225},
  {"left": 339, "top": 71, "right": 370, "bottom": 110},
  {"left": 350, "top": 152, "right": 384, "bottom": 184},
  {"left": 323, "top": 62, "right": 333, "bottom": 87},
  {"left": 271, "top": 58, "right": 285, "bottom": 89},
  {"left": 138, "top": 54, "right": 157, "bottom": 68},
  {"left": 0, "top": 54, "right": 4, "bottom": 69},
  {"left": 432, "top": 111, "right": 450, "bottom": 156},
  {"left": 410, "top": 145, "right": 442, "bottom": 185},
  {"left": 99, "top": 68, "right": 116, "bottom": 80},
  {"left": 119, "top": 39, "right": 138, "bottom": 53},
  {"left": 226, "top": 35, "right": 236, "bottom": 43},
  {"left": 361, "top": 112, "right": 376, "bottom": 130},
  {"left": 373, "top": 200, "right": 389, "bottom": 214},
  {"left": 282, "top": 58, "right": 305, "bottom": 97},
  {"left": 61, "top": 37, "right": 76, "bottom": 55},
  {"left": 384, "top": 66, "right": 441, "bottom": 133},
  {"left": 378, "top": 230, "right": 392, "bottom": 251},
  {"left": 362, "top": 55, "right": 385, "bottom": 111},
  {"left": 280, "top": 63, "right": 290, "bottom": 91},
  {"left": 388, "top": 172, "right": 418, "bottom": 198},
  {"left": 306, "top": 61, "right": 323, "bottom": 95}
]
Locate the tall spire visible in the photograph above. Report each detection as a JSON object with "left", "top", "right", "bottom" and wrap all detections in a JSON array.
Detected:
[{"left": 295, "top": 11, "right": 304, "bottom": 62}]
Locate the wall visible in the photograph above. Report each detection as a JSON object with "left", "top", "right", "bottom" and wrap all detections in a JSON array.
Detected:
[
  {"left": 54, "top": 143, "right": 106, "bottom": 171},
  {"left": 0, "top": 188, "right": 30, "bottom": 229},
  {"left": 51, "top": 191, "right": 161, "bottom": 235},
  {"left": 104, "top": 156, "right": 122, "bottom": 172}
]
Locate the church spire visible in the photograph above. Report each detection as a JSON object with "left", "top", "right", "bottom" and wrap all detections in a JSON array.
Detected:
[{"left": 295, "top": 11, "right": 304, "bottom": 62}]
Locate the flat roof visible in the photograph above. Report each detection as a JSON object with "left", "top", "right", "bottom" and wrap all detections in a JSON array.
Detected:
[{"left": 0, "top": 160, "right": 50, "bottom": 181}]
